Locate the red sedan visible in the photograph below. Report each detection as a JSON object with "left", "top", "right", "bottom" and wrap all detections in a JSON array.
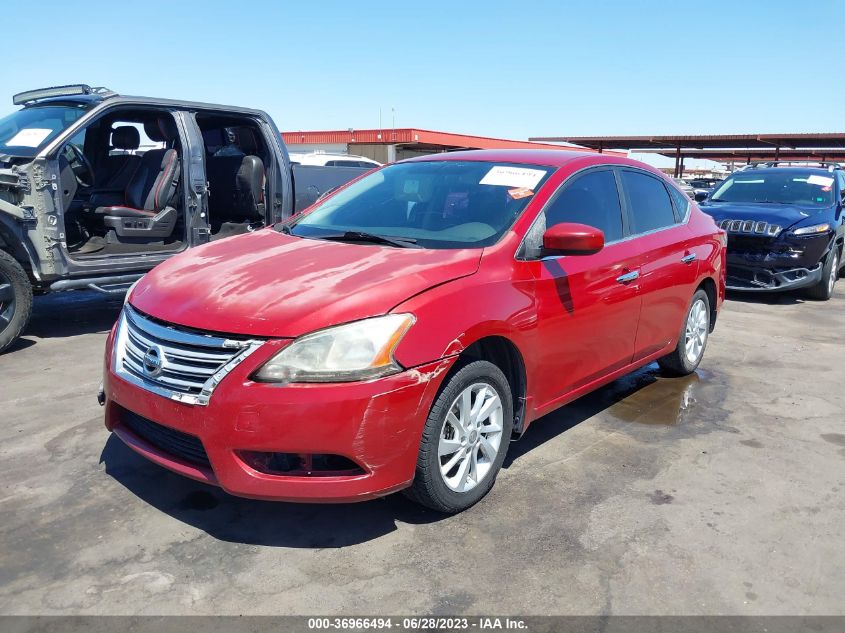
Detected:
[{"left": 102, "top": 150, "right": 726, "bottom": 513}]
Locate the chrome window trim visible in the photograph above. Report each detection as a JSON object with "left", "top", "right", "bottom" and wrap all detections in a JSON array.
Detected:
[
  {"left": 112, "top": 306, "right": 264, "bottom": 406},
  {"left": 515, "top": 164, "right": 691, "bottom": 261}
]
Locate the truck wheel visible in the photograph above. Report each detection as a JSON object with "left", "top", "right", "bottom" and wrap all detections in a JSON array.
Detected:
[
  {"left": 405, "top": 360, "right": 513, "bottom": 513},
  {"left": 658, "top": 289, "right": 710, "bottom": 377},
  {"left": 0, "top": 250, "right": 34, "bottom": 353},
  {"left": 805, "top": 248, "right": 839, "bottom": 301}
]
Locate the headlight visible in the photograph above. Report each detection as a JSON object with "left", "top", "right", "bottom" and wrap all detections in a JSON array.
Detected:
[
  {"left": 123, "top": 276, "right": 143, "bottom": 305},
  {"left": 254, "top": 314, "right": 415, "bottom": 383},
  {"left": 792, "top": 223, "right": 831, "bottom": 236}
]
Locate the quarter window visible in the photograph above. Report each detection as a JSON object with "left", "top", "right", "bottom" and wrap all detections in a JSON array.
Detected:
[
  {"left": 667, "top": 185, "right": 689, "bottom": 220},
  {"left": 621, "top": 171, "right": 677, "bottom": 234},
  {"left": 543, "top": 169, "right": 624, "bottom": 242}
]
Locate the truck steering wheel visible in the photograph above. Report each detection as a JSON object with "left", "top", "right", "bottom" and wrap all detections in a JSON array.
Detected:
[{"left": 65, "top": 143, "right": 96, "bottom": 188}]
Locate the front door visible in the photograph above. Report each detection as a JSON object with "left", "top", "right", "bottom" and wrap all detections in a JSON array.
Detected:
[{"left": 520, "top": 168, "right": 642, "bottom": 409}]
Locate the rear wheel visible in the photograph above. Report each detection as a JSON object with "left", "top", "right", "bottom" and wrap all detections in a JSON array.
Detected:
[
  {"left": 658, "top": 289, "right": 710, "bottom": 377},
  {"left": 0, "top": 250, "right": 33, "bottom": 353},
  {"left": 805, "top": 248, "right": 839, "bottom": 301},
  {"left": 405, "top": 360, "right": 513, "bottom": 513}
]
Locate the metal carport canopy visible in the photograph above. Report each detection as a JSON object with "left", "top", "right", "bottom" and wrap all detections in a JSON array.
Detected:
[
  {"left": 527, "top": 133, "right": 845, "bottom": 150},
  {"left": 528, "top": 133, "right": 845, "bottom": 176}
]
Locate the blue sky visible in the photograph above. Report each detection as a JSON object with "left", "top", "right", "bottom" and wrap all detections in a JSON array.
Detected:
[{"left": 4, "top": 0, "right": 842, "bottom": 165}]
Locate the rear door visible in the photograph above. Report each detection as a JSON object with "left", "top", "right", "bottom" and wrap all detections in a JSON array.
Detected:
[
  {"left": 520, "top": 167, "right": 642, "bottom": 407},
  {"left": 618, "top": 169, "right": 700, "bottom": 362}
]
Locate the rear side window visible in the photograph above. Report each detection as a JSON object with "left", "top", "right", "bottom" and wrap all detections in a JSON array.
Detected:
[
  {"left": 544, "top": 169, "right": 624, "bottom": 242},
  {"left": 621, "top": 171, "right": 677, "bottom": 234},
  {"left": 667, "top": 185, "right": 690, "bottom": 219}
]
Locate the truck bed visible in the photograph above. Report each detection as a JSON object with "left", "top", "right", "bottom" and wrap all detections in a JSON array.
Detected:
[{"left": 291, "top": 164, "right": 373, "bottom": 212}]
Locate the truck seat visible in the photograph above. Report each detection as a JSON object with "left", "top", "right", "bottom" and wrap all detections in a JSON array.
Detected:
[
  {"left": 95, "top": 118, "right": 181, "bottom": 239},
  {"left": 99, "top": 126, "right": 142, "bottom": 189},
  {"left": 206, "top": 127, "right": 266, "bottom": 226}
]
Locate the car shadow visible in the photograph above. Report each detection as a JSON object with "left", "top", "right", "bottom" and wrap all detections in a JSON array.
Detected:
[
  {"left": 99, "top": 436, "right": 445, "bottom": 547},
  {"left": 503, "top": 363, "right": 663, "bottom": 467},
  {"left": 19, "top": 290, "right": 123, "bottom": 343},
  {"left": 100, "top": 364, "right": 670, "bottom": 547}
]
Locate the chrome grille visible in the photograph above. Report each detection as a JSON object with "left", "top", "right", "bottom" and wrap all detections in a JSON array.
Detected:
[
  {"left": 718, "top": 218, "right": 782, "bottom": 236},
  {"left": 113, "top": 305, "right": 263, "bottom": 406}
]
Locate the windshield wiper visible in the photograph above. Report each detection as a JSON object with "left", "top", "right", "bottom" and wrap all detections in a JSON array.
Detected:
[{"left": 317, "top": 231, "right": 421, "bottom": 248}]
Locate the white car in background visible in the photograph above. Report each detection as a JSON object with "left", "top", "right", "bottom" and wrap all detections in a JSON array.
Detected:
[
  {"left": 289, "top": 152, "right": 382, "bottom": 169},
  {"left": 672, "top": 177, "right": 695, "bottom": 199}
]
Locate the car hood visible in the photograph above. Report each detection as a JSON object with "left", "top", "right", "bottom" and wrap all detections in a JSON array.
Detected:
[
  {"left": 129, "top": 229, "right": 482, "bottom": 338},
  {"left": 700, "top": 201, "right": 827, "bottom": 230}
]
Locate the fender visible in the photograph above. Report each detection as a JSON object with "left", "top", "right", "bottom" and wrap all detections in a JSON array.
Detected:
[
  {"left": 392, "top": 269, "right": 534, "bottom": 367},
  {"left": 0, "top": 213, "right": 40, "bottom": 279}
]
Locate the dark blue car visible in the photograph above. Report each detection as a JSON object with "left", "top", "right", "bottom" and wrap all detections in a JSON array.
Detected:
[{"left": 700, "top": 164, "right": 845, "bottom": 299}]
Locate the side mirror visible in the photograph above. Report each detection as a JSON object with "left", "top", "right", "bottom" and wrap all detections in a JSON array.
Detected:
[
  {"left": 694, "top": 191, "right": 709, "bottom": 202},
  {"left": 542, "top": 222, "right": 604, "bottom": 256}
]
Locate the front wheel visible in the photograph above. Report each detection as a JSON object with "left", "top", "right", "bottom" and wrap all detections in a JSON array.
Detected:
[
  {"left": 658, "top": 289, "right": 710, "bottom": 377},
  {"left": 805, "top": 248, "right": 839, "bottom": 301},
  {"left": 405, "top": 360, "right": 513, "bottom": 513},
  {"left": 0, "top": 250, "right": 34, "bottom": 354}
]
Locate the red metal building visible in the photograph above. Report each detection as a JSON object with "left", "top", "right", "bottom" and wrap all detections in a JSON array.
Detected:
[{"left": 282, "top": 128, "right": 622, "bottom": 163}]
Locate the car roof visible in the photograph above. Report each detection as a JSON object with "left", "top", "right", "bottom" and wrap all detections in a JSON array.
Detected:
[
  {"left": 401, "top": 149, "right": 666, "bottom": 178},
  {"left": 402, "top": 148, "right": 642, "bottom": 168}
]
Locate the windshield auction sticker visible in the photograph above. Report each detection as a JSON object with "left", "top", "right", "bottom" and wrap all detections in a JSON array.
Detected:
[
  {"left": 480, "top": 166, "right": 546, "bottom": 189},
  {"left": 806, "top": 174, "right": 834, "bottom": 187},
  {"left": 5, "top": 128, "right": 53, "bottom": 147},
  {"left": 508, "top": 187, "right": 534, "bottom": 199}
]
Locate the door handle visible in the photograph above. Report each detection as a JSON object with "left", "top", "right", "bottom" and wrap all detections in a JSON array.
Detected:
[
  {"left": 616, "top": 270, "right": 640, "bottom": 284},
  {"left": 681, "top": 253, "right": 697, "bottom": 264}
]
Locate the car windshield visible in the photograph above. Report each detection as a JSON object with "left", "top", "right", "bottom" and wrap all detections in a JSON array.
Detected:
[
  {"left": 289, "top": 160, "right": 554, "bottom": 249},
  {"left": 710, "top": 171, "right": 835, "bottom": 206},
  {"left": 0, "top": 104, "right": 91, "bottom": 157}
]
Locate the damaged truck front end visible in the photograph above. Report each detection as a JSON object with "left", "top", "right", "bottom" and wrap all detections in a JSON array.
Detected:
[
  {"left": 0, "top": 155, "right": 67, "bottom": 282},
  {"left": 716, "top": 219, "right": 834, "bottom": 292}
]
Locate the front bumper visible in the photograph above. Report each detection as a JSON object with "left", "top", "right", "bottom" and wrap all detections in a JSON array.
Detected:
[
  {"left": 725, "top": 263, "right": 823, "bottom": 292},
  {"left": 103, "top": 327, "right": 456, "bottom": 502},
  {"left": 725, "top": 232, "right": 832, "bottom": 292}
]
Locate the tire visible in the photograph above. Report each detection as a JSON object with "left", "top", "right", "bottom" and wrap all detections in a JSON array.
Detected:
[
  {"left": 0, "top": 250, "right": 34, "bottom": 354},
  {"left": 658, "top": 289, "right": 710, "bottom": 377},
  {"left": 405, "top": 360, "right": 514, "bottom": 513},
  {"left": 805, "top": 248, "right": 839, "bottom": 301}
]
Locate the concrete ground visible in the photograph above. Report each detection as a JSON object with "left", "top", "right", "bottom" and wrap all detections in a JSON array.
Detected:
[{"left": 0, "top": 286, "right": 843, "bottom": 616}]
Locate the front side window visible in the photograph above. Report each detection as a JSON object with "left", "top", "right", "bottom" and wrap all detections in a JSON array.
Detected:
[
  {"left": 710, "top": 171, "right": 836, "bottom": 207},
  {"left": 543, "top": 169, "right": 624, "bottom": 242},
  {"left": 0, "top": 104, "right": 91, "bottom": 157},
  {"left": 290, "top": 160, "right": 554, "bottom": 249},
  {"left": 621, "top": 170, "right": 677, "bottom": 234}
]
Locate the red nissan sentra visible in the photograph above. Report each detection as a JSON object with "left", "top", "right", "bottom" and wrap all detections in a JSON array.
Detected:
[{"left": 102, "top": 150, "right": 726, "bottom": 513}]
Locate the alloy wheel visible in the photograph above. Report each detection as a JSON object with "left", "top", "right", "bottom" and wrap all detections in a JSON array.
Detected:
[
  {"left": 0, "top": 270, "right": 15, "bottom": 333},
  {"left": 684, "top": 298, "right": 708, "bottom": 364},
  {"left": 438, "top": 382, "right": 504, "bottom": 493},
  {"left": 829, "top": 252, "right": 839, "bottom": 294}
]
